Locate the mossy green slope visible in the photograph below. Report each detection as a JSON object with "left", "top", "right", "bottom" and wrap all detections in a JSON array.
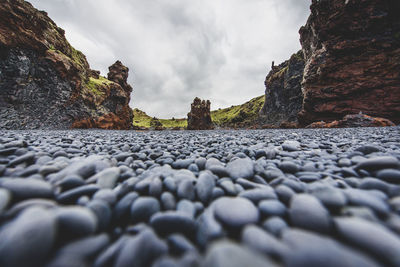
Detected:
[
  {"left": 132, "top": 95, "right": 264, "bottom": 129},
  {"left": 211, "top": 95, "right": 265, "bottom": 128},
  {"left": 132, "top": 109, "right": 187, "bottom": 128}
]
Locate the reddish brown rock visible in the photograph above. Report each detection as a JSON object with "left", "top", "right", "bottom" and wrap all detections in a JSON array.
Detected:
[
  {"left": 71, "top": 113, "right": 128, "bottom": 130},
  {"left": 298, "top": 0, "right": 400, "bottom": 126},
  {"left": 72, "top": 61, "right": 134, "bottom": 130},
  {"left": 307, "top": 113, "right": 395, "bottom": 128},
  {"left": 187, "top": 97, "right": 214, "bottom": 130},
  {"left": 279, "top": 121, "right": 299, "bottom": 129},
  {"left": 0, "top": 0, "right": 133, "bottom": 129}
]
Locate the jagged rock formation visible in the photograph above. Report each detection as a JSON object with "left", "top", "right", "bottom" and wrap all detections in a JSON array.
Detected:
[
  {"left": 187, "top": 97, "right": 214, "bottom": 130},
  {"left": 298, "top": 0, "right": 400, "bottom": 126},
  {"left": 72, "top": 61, "right": 133, "bottom": 129},
  {"left": 307, "top": 113, "right": 395, "bottom": 128},
  {"left": 259, "top": 50, "right": 304, "bottom": 126},
  {"left": 0, "top": 0, "right": 133, "bottom": 129}
]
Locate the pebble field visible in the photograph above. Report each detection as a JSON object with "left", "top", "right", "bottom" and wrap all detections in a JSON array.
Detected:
[{"left": 0, "top": 127, "right": 400, "bottom": 267}]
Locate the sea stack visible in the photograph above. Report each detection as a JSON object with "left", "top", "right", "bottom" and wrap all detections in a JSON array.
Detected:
[{"left": 187, "top": 97, "right": 214, "bottom": 130}]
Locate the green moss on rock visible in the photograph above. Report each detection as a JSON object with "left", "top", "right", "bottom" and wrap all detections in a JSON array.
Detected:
[{"left": 85, "top": 76, "right": 114, "bottom": 96}]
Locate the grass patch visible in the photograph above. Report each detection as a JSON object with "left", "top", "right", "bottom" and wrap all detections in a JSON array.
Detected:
[
  {"left": 267, "top": 66, "right": 288, "bottom": 83},
  {"left": 132, "top": 109, "right": 153, "bottom": 128},
  {"left": 70, "top": 46, "right": 87, "bottom": 69},
  {"left": 159, "top": 118, "right": 187, "bottom": 128},
  {"left": 132, "top": 109, "right": 188, "bottom": 128},
  {"left": 211, "top": 96, "right": 265, "bottom": 127},
  {"left": 85, "top": 76, "right": 114, "bottom": 96},
  {"left": 133, "top": 95, "right": 265, "bottom": 129}
]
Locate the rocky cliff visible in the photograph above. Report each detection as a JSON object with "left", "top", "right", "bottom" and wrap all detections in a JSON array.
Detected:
[
  {"left": 0, "top": 0, "right": 133, "bottom": 129},
  {"left": 187, "top": 97, "right": 214, "bottom": 130},
  {"left": 298, "top": 0, "right": 400, "bottom": 125},
  {"left": 259, "top": 50, "right": 305, "bottom": 126}
]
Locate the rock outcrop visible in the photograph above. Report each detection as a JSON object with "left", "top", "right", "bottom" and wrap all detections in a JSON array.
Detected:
[
  {"left": 307, "top": 113, "right": 395, "bottom": 128},
  {"left": 259, "top": 50, "right": 304, "bottom": 126},
  {"left": 72, "top": 61, "right": 134, "bottom": 129},
  {"left": 187, "top": 97, "right": 214, "bottom": 130},
  {"left": 0, "top": 0, "right": 133, "bottom": 129},
  {"left": 298, "top": 0, "right": 400, "bottom": 126}
]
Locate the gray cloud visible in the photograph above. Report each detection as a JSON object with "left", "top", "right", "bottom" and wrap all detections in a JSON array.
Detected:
[{"left": 29, "top": 0, "right": 310, "bottom": 118}]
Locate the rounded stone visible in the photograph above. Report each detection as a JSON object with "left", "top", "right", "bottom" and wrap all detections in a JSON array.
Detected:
[
  {"left": 239, "top": 188, "right": 277, "bottom": 203},
  {"left": 262, "top": 216, "right": 288, "bottom": 236},
  {"left": 226, "top": 158, "right": 254, "bottom": 180},
  {"left": 376, "top": 169, "right": 400, "bottom": 184},
  {"left": 213, "top": 197, "right": 259, "bottom": 229},
  {"left": 177, "top": 179, "right": 196, "bottom": 201},
  {"left": 55, "top": 206, "right": 98, "bottom": 237},
  {"left": 279, "top": 162, "right": 300, "bottom": 174},
  {"left": 281, "top": 229, "right": 380, "bottom": 267},
  {"left": 0, "top": 207, "right": 57, "bottom": 267},
  {"left": 203, "top": 241, "right": 277, "bottom": 267},
  {"left": 114, "top": 192, "right": 139, "bottom": 222},
  {"left": 1, "top": 178, "right": 53, "bottom": 199},
  {"left": 150, "top": 211, "right": 197, "bottom": 238},
  {"left": 335, "top": 217, "right": 400, "bottom": 266},
  {"left": 196, "top": 172, "right": 215, "bottom": 204},
  {"left": 289, "top": 194, "right": 331, "bottom": 233},
  {"left": 130, "top": 197, "right": 160, "bottom": 222},
  {"left": 258, "top": 199, "right": 287, "bottom": 217},
  {"left": 87, "top": 200, "right": 112, "bottom": 231},
  {"left": 114, "top": 229, "right": 168, "bottom": 267},
  {"left": 356, "top": 156, "right": 400, "bottom": 171},
  {"left": 242, "top": 225, "right": 288, "bottom": 257},
  {"left": 93, "top": 189, "right": 117, "bottom": 206},
  {"left": 0, "top": 188, "right": 11, "bottom": 213},
  {"left": 160, "top": 192, "right": 176, "bottom": 210}
]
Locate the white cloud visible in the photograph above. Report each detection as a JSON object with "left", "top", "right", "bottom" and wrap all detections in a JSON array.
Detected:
[{"left": 29, "top": 0, "right": 310, "bottom": 118}]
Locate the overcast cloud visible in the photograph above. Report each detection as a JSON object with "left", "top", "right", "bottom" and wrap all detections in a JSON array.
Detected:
[{"left": 29, "top": 0, "right": 310, "bottom": 118}]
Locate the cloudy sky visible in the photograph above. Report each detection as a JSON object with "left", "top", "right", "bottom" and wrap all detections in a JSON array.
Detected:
[{"left": 29, "top": 0, "right": 310, "bottom": 118}]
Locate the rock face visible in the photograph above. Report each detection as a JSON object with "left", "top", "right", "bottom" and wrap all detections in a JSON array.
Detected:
[
  {"left": 307, "top": 113, "right": 395, "bottom": 128},
  {"left": 298, "top": 0, "right": 400, "bottom": 126},
  {"left": 0, "top": 0, "right": 133, "bottom": 129},
  {"left": 187, "top": 97, "right": 214, "bottom": 130},
  {"left": 259, "top": 51, "right": 305, "bottom": 127},
  {"left": 72, "top": 61, "right": 134, "bottom": 130}
]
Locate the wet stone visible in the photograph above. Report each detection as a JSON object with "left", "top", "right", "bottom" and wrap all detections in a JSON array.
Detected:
[
  {"left": 335, "top": 217, "right": 400, "bottom": 266},
  {"left": 282, "top": 229, "right": 379, "bottom": 267},
  {"left": 0, "top": 127, "right": 400, "bottom": 266},
  {"left": 130, "top": 197, "right": 160, "bottom": 223},
  {"left": 258, "top": 199, "right": 287, "bottom": 217},
  {"left": 289, "top": 194, "right": 331, "bottom": 233},
  {"left": 213, "top": 197, "right": 259, "bottom": 229},
  {"left": 203, "top": 241, "right": 277, "bottom": 267},
  {"left": 239, "top": 187, "right": 277, "bottom": 203},
  {"left": 55, "top": 206, "right": 98, "bottom": 238},
  {"left": 226, "top": 158, "right": 254, "bottom": 180},
  {"left": 150, "top": 211, "right": 197, "bottom": 238},
  {"left": 0, "top": 207, "right": 57, "bottom": 267},
  {"left": 0, "top": 178, "right": 53, "bottom": 199}
]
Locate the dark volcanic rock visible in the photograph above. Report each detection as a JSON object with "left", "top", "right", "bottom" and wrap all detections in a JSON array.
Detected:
[
  {"left": 0, "top": 0, "right": 133, "bottom": 129},
  {"left": 0, "top": 126, "right": 400, "bottom": 266},
  {"left": 298, "top": 0, "right": 400, "bottom": 125},
  {"left": 0, "top": 207, "right": 57, "bottom": 267},
  {"left": 187, "top": 97, "right": 214, "bottom": 130},
  {"left": 259, "top": 50, "right": 305, "bottom": 126}
]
